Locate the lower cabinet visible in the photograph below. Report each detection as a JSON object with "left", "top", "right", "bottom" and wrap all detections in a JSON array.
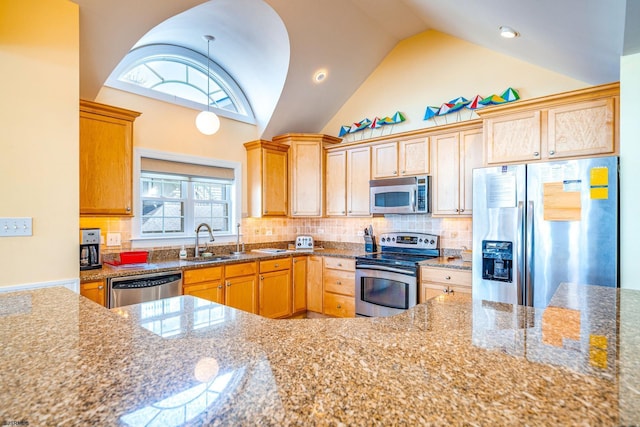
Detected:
[
  {"left": 259, "top": 258, "right": 292, "bottom": 318},
  {"left": 420, "top": 266, "right": 471, "bottom": 302},
  {"left": 183, "top": 266, "right": 224, "bottom": 304},
  {"left": 80, "top": 280, "right": 106, "bottom": 306},
  {"left": 306, "top": 255, "right": 323, "bottom": 313},
  {"left": 292, "top": 256, "right": 307, "bottom": 315},
  {"left": 224, "top": 262, "right": 258, "bottom": 314},
  {"left": 322, "top": 257, "right": 355, "bottom": 317}
]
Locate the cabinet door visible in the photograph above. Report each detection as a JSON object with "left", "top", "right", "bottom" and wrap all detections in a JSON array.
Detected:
[
  {"left": 292, "top": 257, "right": 307, "bottom": 313},
  {"left": 259, "top": 270, "right": 292, "bottom": 318},
  {"left": 399, "top": 137, "right": 430, "bottom": 176},
  {"left": 80, "top": 281, "right": 105, "bottom": 306},
  {"left": 325, "top": 151, "right": 347, "bottom": 216},
  {"left": 306, "top": 255, "right": 323, "bottom": 313},
  {"left": 346, "top": 146, "right": 371, "bottom": 216},
  {"left": 290, "top": 140, "right": 322, "bottom": 216},
  {"left": 431, "top": 132, "right": 461, "bottom": 216},
  {"left": 80, "top": 112, "right": 133, "bottom": 215},
  {"left": 547, "top": 98, "right": 615, "bottom": 159},
  {"left": 485, "top": 110, "right": 542, "bottom": 164},
  {"left": 183, "top": 281, "right": 224, "bottom": 304},
  {"left": 263, "top": 148, "right": 288, "bottom": 216},
  {"left": 459, "top": 129, "right": 483, "bottom": 215},
  {"left": 225, "top": 275, "right": 257, "bottom": 314},
  {"left": 371, "top": 142, "right": 399, "bottom": 178}
]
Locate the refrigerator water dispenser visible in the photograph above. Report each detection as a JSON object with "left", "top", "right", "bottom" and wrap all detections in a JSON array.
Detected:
[{"left": 482, "top": 241, "right": 513, "bottom": 282}]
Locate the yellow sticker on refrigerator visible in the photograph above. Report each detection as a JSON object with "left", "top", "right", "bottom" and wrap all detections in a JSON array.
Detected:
[{"left": 590, "top": 167, "right": 609, "bottom": 199}]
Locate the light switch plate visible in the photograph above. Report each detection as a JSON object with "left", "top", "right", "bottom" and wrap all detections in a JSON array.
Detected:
[
  {"left": 106, "top": 232, "right": 121, "bottom": 246},
  {"left": 0, "top": 217, "right": 33, "bottom": 237}
]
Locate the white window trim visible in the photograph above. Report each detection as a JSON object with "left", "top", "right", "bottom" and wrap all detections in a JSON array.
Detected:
[{"left": 131, "top": 148, "right": 242, "bottom": 249}]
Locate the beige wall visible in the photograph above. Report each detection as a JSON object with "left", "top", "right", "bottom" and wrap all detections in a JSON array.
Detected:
[
  {"left": 620, "top": 52, "right": 640, "bottom": 290},
  {"left": 0, "top": 0, "right": 79, "bottom": 289},
  {"left": 322, "top": 30, "right": 588, "bottom": 138}
]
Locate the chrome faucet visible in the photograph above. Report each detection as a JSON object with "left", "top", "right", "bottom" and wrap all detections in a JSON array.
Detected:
[{"left": 194, "top": 223, "right": 215, "bottom": 257}]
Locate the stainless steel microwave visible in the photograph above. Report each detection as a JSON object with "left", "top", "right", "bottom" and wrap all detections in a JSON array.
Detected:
[{"left": 369, "top": 176, "right": 430, "bottom": 214}]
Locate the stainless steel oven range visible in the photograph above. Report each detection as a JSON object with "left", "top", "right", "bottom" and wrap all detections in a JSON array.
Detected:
[{"left": 355, "top": 232, "right": 439, "bottom": 317}]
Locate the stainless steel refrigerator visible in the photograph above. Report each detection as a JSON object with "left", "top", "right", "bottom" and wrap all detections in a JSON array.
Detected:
[{"left": 472, "top": 156, "right": 619, "bottom": 308}]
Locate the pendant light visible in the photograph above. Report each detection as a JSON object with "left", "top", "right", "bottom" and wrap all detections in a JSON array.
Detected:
[{"left": 196, "top": 35, "right": 221, "bottom": 135}]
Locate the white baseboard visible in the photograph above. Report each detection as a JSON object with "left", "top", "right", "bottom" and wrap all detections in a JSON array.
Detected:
[{"left": 0, "top": 278, "right": 80, "bottom": 294}]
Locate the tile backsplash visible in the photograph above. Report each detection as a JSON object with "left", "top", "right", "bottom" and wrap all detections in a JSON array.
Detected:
[{"left": 81, "top": 215, "right": 471, "bottom": 254}]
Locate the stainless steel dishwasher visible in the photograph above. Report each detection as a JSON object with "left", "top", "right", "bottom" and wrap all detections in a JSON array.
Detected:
[{"left": 107, "top": 270, "right": 182, "bottom": 308}]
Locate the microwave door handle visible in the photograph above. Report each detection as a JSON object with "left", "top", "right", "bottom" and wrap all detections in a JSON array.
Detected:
[{"left": 411, "top": 189, "right": 416, "bottom": 212}]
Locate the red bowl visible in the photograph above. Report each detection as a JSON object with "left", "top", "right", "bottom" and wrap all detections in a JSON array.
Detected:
[{"left": 119, "top": 251, "right": 149, "bottom": 264}]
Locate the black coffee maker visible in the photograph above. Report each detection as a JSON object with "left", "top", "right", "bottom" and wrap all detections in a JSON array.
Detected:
[{"left": 80, "top": 228, "right": 102, "bottom": 270}]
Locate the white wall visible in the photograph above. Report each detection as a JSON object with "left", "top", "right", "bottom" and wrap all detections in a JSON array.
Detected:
[
  {"left": 620, "top": 52, "right": 640, "bottom": 290},
  {"left": 0, "top": 0, "right": 79, "bottom": 289}
]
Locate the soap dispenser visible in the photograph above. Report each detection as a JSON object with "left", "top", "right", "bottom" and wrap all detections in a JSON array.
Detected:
[{"left": 179, "top": 245, "right": 187, "bottom": 259}]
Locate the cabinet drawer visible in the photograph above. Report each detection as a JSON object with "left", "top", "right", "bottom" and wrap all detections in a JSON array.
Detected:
[
  {"left": 225, "top": 262, "right": 257, "bottom": 278},
  {"left": 323, "top": 269, "right": 355, "bottom": 296},
  {"left": 324, "top": 257, "right": 355, "bottom": 271},
  {"left": 420, "top": 283, "right": 471, "bottom": 303},
  {"left": 323, "top": 292, "right": 355, "bottom": 317},
  {"left": 184, "top": 266, "right": 223, "bottom": 284},
  {"left": 259, "top": 257, "right": 292, "bottom": 273},
  {"left": 420, "top": 267, "right": 471, "bottom": 287}
]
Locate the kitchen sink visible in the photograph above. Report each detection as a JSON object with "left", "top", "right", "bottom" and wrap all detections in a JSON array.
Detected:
[{"left": 183, "top": 255, "right": 233, "bottom": 264}]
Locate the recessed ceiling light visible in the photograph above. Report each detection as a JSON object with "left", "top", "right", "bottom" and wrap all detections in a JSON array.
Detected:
[
  {"left": 313, "top": 69, "right": 327, "bottom": 83},
  {"left": 499, "top": 26, "right": 519, "bottom": 39}
]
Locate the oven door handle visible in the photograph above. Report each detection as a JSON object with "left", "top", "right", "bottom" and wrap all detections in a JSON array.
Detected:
[{"left": 356, "top": 264, "right": 415, "bottom": 276}]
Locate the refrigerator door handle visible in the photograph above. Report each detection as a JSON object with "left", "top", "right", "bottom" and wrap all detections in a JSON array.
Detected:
[
  {"left": 517, "top": 201, "right": 525, "bottom": 306},
  {"left": 525, "top": 200, "right": 534, "bottom": 306}
]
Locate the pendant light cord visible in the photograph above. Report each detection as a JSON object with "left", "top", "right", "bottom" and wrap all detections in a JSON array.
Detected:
[{"left": 206, "top": 37, "right": 210, "bottom": 112}]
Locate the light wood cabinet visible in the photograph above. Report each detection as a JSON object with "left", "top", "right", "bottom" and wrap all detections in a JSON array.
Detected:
[
  {"left": 292, "top": 256, "right": 307, "bottom": 314},
  {"left": 371, "top": 137, "right": 429, "bottom": 178},
  {"left": 325, "top": 146, "right": 371, "bottom": 217},
  {"left": 306, "top": 255, "right": 323, "bottom": 313},
  {"left": 80, "top": 280, "right": 106, "bottom": 306},
  {"left": 259, "top": 258, "right": 292, "bottom": 318},
  {"left": 273, "top": 133, "right": 341, "bottom": 217},
  {"left": 183, "top": 266, "right": 224, "bottom": 304},
  {"left": 244, "top": 140, "right": 289, "bottom": 217},
  {"left": 323, "top": 257, "right": 355, "bottom": 317},
  {"left": 420, "top": 267, "right": 471, "bottom": 302},
  {"left": 431, "top": 127, "right": 482, "bottom": 216},
  {"left": 79, "top": 100, "right": 140, "bottom": 216},
  {"left": 224, "top": 262, "right": 258, "bottom": 314},
  {"left": 479, "top": 82, "right": 619, "bottom": 165}
]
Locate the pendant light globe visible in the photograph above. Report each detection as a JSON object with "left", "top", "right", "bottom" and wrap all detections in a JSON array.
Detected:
[{"left": 196, "top": 34, "right": 220, "bottom": 135}]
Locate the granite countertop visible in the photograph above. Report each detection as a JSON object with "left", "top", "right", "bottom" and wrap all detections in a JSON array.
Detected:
[
  {"left": 420, "top": 256, "right": 472, "bottom": 270},
  {"left": 81, "top": 248, "right": 365, "bottom": 282},
  {"left": 1, "top": 283, "right": 638, "bottom": 425}
]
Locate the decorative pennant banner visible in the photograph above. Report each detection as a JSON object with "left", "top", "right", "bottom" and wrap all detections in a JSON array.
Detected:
[{"left": 423, "top": 87, "right": 520, "bottom": 124}]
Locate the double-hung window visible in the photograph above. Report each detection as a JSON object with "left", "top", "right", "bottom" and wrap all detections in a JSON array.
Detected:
[{"left": 138, "top": 157, "right": 236, "bottom": 239}]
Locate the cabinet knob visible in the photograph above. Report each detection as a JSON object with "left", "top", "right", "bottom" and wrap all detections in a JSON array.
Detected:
[
  {"left": 126, "top": 206, "right": 131, "bottom": 212},
  {"left": 98, "top": 285, "right": 103, "bottom": 290},
  {"left": 336, "top": 281, "right": 342, "bottom": 285},
  {"left": 348, "top": 210, "right": 352, "bottom": 213},
  {"left": 274, "top": 263, "right": 279, "bottom": 268},
  {"left": 460, "top": 209, "right": 465, "bottom": 213},
  {"left": 293, "top": 259, "right": 297, "bottom": 264},
  {"left": 338, "top": 263, "right": 342, "bottom": 267},
  {"left": 260, "top": 276, "right": 264, "bottom": 280},
  {"left": 533, "top": 152, "right": 540, "bottom": 157},
  {"left": 218, "top": 285, "right": 223, "bottom": 289},
  {"left": 455, "top": 209, "right": 459, "bottom": 212},
  {"left": 549, "top": 150, "right": 555, "bottom": 156},
  {"left": 226, "top": 281, "right": 231, "bottom": 287},
  {"left": 337, "top": 304, "right": 342, "bottom": 309},
  {"left": 401, "top": 170, "right": 405, "bottom": 174},
  {"left": 445, "top": 276, "right": 451, "bottom": 280},
  {"left": 393, "top": 170, "right": 397, "bottom": 174}
]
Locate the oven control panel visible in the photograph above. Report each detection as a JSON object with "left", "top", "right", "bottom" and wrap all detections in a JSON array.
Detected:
[{"left": 378, "top": 232, "right": 439, "bottom": 250}]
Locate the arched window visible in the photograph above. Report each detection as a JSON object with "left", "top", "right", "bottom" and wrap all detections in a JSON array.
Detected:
[{"left": 106, "top": 44, "right": 255, "bottom": 124}]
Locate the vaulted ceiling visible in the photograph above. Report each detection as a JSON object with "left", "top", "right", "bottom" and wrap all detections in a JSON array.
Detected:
[{"left": 72, "top": 0, "right": 638, "bottom": 139}]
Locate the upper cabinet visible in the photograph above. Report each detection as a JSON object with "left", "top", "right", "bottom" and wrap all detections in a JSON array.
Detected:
[
  {"left": 80, "top": 100, "right": 140, "bottom": 216},
  {"left": 244, "top": 140, "right": 289, "bottom": 217},
  {"left": 325, "top": 146, "right": 371, "bottom": 217},
  {"left": 431, "top": 126, "right": 482, "bottom": 217},
  {"left": 273, "top": 133, "right": 341, "bottom": 217},
  {"left": 371, "top": 137, "right": 429, "bottom": 179},
  {"left": 479, "top": 82, "right": 619, "bottom": 165}
]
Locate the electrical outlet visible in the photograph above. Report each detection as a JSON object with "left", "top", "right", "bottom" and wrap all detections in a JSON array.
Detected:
[
  {"left": 265, "top": 228, "right": 272, "bottom": 236},
  {"left": 0, "top": 217, "right": 33, "bottom": 237},
  {"left": 106, "top": 232, "right": 121, "bottom": 246},
  {"left": 317, "top": 228, "right": 325, "bottom": 234},
  {"left": 357, "top": 230, "right": 365, "bottom": 236}
]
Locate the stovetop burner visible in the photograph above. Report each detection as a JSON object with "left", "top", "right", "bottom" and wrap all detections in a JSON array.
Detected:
[{"left": 356, "top": 232, "right": 440, "bottom": 269}]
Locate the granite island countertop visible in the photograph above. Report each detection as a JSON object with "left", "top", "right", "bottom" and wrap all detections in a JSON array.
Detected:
[{"left": 1, "top": 284, "right": 639, "bottom": 425}]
